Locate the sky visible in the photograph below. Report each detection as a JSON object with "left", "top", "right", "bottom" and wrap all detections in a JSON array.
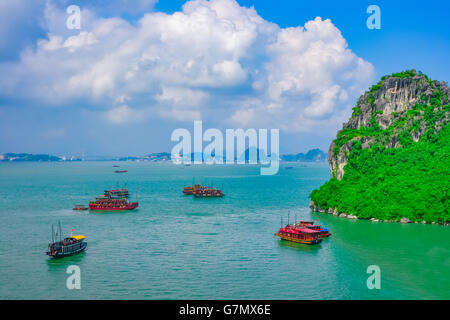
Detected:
[{"left": 0, "top": 0, "right": 449, "bottom": 157}]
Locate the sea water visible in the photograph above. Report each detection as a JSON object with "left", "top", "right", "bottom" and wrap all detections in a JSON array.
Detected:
[{"left": 0, "top": 162, "right": 448, "bottom": 299}]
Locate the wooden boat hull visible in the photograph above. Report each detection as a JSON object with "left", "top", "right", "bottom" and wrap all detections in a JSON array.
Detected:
[
  {"left": 47, "top": 242, "right": 87, "bottom": 259},
  {"left": 275, "top": 233, "right": 322, "bottom": 245}
]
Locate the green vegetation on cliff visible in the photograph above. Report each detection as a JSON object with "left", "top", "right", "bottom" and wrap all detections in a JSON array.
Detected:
[{"left": 310, "top": 71, "right": 450, "bottom": 223}]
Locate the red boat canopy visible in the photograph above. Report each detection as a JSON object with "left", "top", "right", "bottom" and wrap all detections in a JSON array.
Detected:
[{"left": 296, "top": 228, "right": 320, "bottom": 234}]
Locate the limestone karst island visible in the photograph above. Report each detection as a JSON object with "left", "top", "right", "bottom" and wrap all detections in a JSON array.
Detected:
[{"left": 310, "top": 70, "right": 449, "bottom": 225}]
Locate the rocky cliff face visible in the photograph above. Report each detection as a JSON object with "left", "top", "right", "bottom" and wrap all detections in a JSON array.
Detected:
[{"left": 329, "top": 70, "right": 450, "bottom": 180}]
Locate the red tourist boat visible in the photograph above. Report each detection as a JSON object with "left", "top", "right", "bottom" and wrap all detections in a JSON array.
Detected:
[
  {"left": 89, "top": 189, "right": 138, "bottom": 211},
  {"left": 89, "top": 197, "right": 138, "bottom": 211},
  {"left": 292, "top": 220, "right": 332, "bottom": 238},
  {"left": 275, "top": 225, "right": 322, "bottom": 245}
]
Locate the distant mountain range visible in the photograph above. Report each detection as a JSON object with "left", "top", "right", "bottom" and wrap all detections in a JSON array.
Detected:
[
  {"left": 280, "top": 149, "right": 328, "bottom": 162},
  {"left": 0, "top": 153, "right": 81, "bottom": 162},
  {"left": 0, "top": 150, "right": 327, "bottom": 162}
]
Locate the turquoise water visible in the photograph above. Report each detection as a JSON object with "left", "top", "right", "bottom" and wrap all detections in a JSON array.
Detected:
[{"left": 0, "top": 162, "right": 448, "bottom": 300}]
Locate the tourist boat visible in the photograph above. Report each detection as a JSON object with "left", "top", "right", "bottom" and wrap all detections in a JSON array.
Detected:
[
  {"left": 183, "top": 184, "right": 224, "bottom": 197},
  {"left": 89, "top": 196, "right": 138, "bottom": 211},
  {"left": 275, "top": 225, "right": 322, "bottom": 245},
  {"left": 89, "top": 188, "right": 138, "bottom": 211},
  {"left": 114, "top": 170, "right": 128, "bottom": 173},
  {"left": 193, "top": 188, "right": 224, "bottom": 198},
  {"left": 46, "top": 222, "right": 87, "bottom": 258},
  {"left": 73, "top": 204, "right": 88, "bottom": 211}
]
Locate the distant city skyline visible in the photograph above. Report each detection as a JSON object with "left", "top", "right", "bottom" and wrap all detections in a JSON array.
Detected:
[{"left": 1, "top": 0, "right": 449, "bottom": 156}]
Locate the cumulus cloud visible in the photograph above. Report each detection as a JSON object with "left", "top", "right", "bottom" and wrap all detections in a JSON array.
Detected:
[{"left": 0, "top": 0, "right": 374, "bottom": 132}]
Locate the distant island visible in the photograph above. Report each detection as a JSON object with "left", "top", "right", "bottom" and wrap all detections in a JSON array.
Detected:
[
  {"left": 0, "top": 150, "right": 327, "bottom": 163},
  {"left": 281, "top": 148, "right": 327, "bottom": 162},
  {"left": 310, "top": 70, "right": 449, "bottom": 225},
  {"left": 0, "top": 153, "right": 81, "bottom": 162}
]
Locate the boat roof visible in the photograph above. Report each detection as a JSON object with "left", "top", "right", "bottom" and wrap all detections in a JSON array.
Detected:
[
  {"left": 282, "top": 227, "right": 320, "bottom": 234},
  {"left": 69, "top": 235, "right": 86, "bottom": 240},
  {"left": 296, "top": 228, "right": 320, "bottom": 233}
]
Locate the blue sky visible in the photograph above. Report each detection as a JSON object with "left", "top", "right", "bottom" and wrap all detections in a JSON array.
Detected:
[
  {"left": 161, "top": 0, "right": 450, "bottom": 82},
  {"left": 0, "top": 0, "right": 449, "bottom": 157}
]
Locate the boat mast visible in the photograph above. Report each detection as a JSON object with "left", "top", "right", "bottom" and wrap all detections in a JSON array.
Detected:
[
  {"left": 58, "top": 221, "right": 62, "bottom": 241},
  {"left": 51, "top": 224, "right": 54, "bottom": 243}
]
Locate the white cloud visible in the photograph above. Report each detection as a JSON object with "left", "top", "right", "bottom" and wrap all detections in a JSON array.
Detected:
[
  {"left": 105, "top": 105, "right": 146, "bottom": 124},
  {"left": 0, "top": 0, "right": 374, "bottom": 132}
]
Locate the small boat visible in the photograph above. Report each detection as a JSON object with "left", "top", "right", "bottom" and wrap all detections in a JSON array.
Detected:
[
  {"left": 113, "top": 165, "right": 120, "bottom": 167},
  {"left": 114, "top": 170, "right": 128, "bottom": 173},
  {"left": 46, "top": 222, "right": 87, "bottom": 258},
  {"left": 73, "top": 204, "right": 88, "bottom": 211},
  {"left": 275, "top": 225, "right": 322, "bottom": 245}
]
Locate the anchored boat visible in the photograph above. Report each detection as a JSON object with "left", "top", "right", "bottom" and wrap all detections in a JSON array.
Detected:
[
  {"left": 89, "top": 188, "right": 138, "bottom": 211},
  {"left": 183, "top": 184, "right": 224, "bottom": 197},
  {"left": 275, "top": 225, "right": 322, "bottom": 245},
  {"left": 46, "top": 222, "right": 87, "bottom": 258}
]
